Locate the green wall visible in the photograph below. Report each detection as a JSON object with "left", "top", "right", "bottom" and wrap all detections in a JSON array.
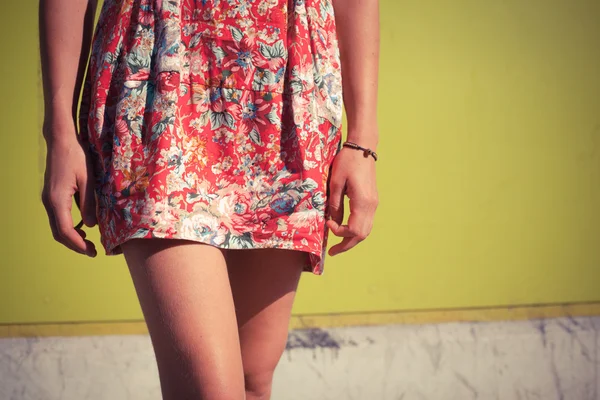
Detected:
[{"left": 1, "top": 0, "right": 599, "bottom": 325}]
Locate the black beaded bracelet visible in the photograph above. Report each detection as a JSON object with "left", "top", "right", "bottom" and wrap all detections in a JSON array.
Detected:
[{"left": 342, "top": 141, "right": 378, "bottom": 161}]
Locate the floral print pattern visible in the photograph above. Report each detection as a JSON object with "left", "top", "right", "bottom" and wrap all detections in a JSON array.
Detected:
[{"left": 79, "top": 0, "right": 343, "bottom": 274}]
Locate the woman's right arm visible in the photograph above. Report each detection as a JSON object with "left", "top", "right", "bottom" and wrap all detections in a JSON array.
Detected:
[{"left": 39, "top": 0, "right": 98, "bottom": 256}]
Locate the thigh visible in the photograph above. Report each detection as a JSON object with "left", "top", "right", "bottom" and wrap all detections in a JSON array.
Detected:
[
  {"left": 121, "top": 238, "right": 245, "bottom": 400},
  {"left": 226, "top": 248, "right": 305, "bottom": 376}
]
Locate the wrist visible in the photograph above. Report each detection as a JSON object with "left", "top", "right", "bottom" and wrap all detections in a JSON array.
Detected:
[
  {"left": 345, "top": 128, "right": 379, "bottom": 151},
  {"left": 42, "top": 114, "right": 78, "bottom": 145}
]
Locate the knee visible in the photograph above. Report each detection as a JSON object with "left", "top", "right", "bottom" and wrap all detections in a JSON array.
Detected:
[{"left": 244, "top": 369, "right": 275, "bottom": 399}]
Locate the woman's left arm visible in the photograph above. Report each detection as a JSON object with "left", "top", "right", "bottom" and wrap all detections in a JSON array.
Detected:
[{"left": 326, "top": 0, "right": 380, "bottom": 256}]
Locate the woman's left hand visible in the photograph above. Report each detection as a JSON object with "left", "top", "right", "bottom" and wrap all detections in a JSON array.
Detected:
[{"left": 326, "top": 137, "right": 379, "bottom": 256}]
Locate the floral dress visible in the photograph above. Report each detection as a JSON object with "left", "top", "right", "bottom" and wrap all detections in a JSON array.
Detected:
[{"left": 79, "top": 0, "right": 344, "bottom": 274}]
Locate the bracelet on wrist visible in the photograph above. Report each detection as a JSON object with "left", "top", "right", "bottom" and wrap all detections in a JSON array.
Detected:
[{"left": 342, "top": 141, "right": 378, "bottom": 161}]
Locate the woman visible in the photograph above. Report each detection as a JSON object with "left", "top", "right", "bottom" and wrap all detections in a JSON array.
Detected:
[{"left": 40, "top": 0, "right": 379, "bottom": 398}]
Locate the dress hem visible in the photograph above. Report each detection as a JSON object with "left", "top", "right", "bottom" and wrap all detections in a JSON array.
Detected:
[{"left": 101, "top": 229, "right": 325, "bottom": 275}]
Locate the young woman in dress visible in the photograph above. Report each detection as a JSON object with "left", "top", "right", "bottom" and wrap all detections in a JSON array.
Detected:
[{"left": 40, "top": 0, "right": 379, "bottom": 398}]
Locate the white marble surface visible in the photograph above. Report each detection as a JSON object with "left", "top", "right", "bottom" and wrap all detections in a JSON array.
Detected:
[{"left": 1, "top": 316, "right": 598, "bottom": 400}]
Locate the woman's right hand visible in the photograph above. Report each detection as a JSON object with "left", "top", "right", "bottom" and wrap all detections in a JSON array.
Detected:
[{"left": 41, "top": 121, "right": 98, "bottom": 257}]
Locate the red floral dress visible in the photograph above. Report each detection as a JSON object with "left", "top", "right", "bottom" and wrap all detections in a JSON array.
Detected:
[{"left": 79, "top": 0, "right": 344, "bottom": 274}]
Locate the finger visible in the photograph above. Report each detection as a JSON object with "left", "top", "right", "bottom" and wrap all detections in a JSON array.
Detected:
[
  {"left": 55, "top": 206, "right": 86, "bottom": 253},
  {"left": 328, "top": 177, "right": 345, "bottom": 225},
  {"left": 46, "top": 204, "right": 87, "bottom": 254},
  {"left": 74, "top": 227, "right": 97, "bottom": 256},
  {"left": 53, "top": 197, "right": 96, "bottom": 256},
  {"left": 329, "top": 201, "right": 373, "bottom": 255},
  {"left": 77, "top": 145, "right": 98, "bottom": 227},
  {"left": 44, "top": 191, "right": 81, "bottom": 253},
  {"left": 346, "top": 200, "right": 373, "bottom": 240},
  {"left": 325, "top": 219, "right": 355, "bottom": 237},
  {"left": 330, "top": 203, "right": 373, "bottom": 251},
  {"left": 328, "top": 236, "right": 362, "bottom": 256}
]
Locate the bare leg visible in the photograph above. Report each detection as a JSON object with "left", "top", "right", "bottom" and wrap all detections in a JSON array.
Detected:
[
  {"left": 225, "top": 248, "right": 306, "bottom": 400},
  {"left": 121, "top": 238, "right": 246, "bottom": 400}
]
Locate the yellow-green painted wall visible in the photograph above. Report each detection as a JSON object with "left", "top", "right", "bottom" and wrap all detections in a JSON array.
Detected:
[{"left": 1, "top": 0, "right": 599, "bottom": 325}]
